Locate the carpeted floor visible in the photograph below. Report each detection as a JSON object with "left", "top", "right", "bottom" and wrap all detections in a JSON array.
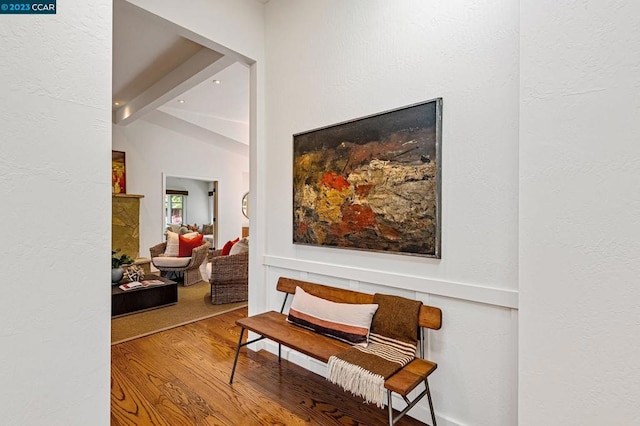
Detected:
[{"left": 111, "top": 279, "right": 247, "bottom": 345}]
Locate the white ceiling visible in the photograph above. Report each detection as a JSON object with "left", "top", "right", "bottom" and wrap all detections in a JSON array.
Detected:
[{"left": 112, "top": 0, "right": 250, "bottom": 147}]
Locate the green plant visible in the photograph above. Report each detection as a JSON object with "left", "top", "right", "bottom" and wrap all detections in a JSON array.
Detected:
[{"left": 111, "top": 249, "right": 134, "bottom": 269}]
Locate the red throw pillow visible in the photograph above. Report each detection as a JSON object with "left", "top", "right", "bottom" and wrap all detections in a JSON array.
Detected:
[
  {"left": 178, "top": 233, "right": 204, "bottom": 257},
  {"left": 221, "top": 237, "right": 240, "bottom": 256}
]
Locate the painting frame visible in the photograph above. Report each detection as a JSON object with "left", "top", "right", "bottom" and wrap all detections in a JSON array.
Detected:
[
  {"left": 292, "top": 98, "right": 443, "bottom": 258},
  {"left": 112, "top": 150, "right": 126, "bottom": 194}
]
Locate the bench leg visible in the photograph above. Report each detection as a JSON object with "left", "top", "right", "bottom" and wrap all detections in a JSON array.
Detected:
[
  {"left": 426, "top": 379, "right": 437, "bottom": 426},
  {"left": 229, "top": 329, "right": 267, "bottom": 385},
  {"left": 386, "top": 379, "right": 437, "bottom": 426},
  {"left": 387, "top": 390, "right": 394, "bottom": 426},
  {"left": 229, "top": 327, "right": 246, "bottom": 384}
]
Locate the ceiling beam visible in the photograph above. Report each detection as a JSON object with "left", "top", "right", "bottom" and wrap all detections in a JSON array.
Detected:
[{"left": 114, "top": 49, "right": 234, "bottom": 125}]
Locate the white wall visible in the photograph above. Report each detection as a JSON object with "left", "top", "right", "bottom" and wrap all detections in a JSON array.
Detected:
[
  {"left": 0, "top": 3, "right": 111, "bottom": 425},
  {"left": 113, "top": 120, "right": 248, "bottom": 253},
  {"left": 166, "top": 176, "right": 212, "bottom": 226},
  {"left": 519, "top": 1, "right": 640, "bottom": 424},
  {"left": 263, "top": 1, "right": 519, "bottom": 425}
]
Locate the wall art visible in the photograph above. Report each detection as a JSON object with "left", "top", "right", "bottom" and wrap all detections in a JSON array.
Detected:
[
  {"left": 112, "top": 150, "right": 126, "bottom": 194},
  {"left": 293, "top": 99, "right": 442, "bottom": 258}
]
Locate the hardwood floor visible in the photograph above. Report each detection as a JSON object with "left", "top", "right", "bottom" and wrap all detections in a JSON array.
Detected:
[{"left": 111, "top": 307, "right": 426, "bottom": 425}]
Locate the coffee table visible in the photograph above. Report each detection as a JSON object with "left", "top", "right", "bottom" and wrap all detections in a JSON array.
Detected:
[{"left": 111, "top": 275, "right": 178, "bottom": 317}]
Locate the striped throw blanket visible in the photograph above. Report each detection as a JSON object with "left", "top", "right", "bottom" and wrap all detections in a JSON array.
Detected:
[{"left": 326, "top": 294, "right": 422, "bottom": 407}]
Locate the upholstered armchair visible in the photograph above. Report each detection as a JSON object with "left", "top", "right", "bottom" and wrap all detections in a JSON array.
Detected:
[
  {"left": 208, "top": 249, "right": 248, "bottom": 304},
  {"left": 150, "top": 240, "right": 210, "bottom": 286}
]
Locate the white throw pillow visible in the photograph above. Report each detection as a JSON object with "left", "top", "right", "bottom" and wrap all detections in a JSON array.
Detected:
[
  {"left": 200, "top": 262, "right": 211, "bottom": 281},
  {"left": 229, "top": 237, "right": 249, "bottom": 255},
  {"left": 287, "top": 286, "right": 378, "bottom": 347},
  {"left": 165, "top": 231, "right": 197, "bottom": 257}
]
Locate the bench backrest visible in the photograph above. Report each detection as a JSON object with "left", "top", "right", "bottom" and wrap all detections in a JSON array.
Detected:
[{"left": 277, "top": 277, "right": 442, "bottom": 330}]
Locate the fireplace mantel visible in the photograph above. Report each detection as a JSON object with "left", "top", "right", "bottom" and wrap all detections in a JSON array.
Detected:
[{"left": 113, "top": 193, "right": 144, "bottom": 199}]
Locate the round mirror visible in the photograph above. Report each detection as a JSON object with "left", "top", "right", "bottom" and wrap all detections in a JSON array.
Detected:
[{"left": 242, "top": 192, "right": 249, "bottom": 219}]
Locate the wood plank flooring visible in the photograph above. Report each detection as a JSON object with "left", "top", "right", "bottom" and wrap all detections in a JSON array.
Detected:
[{"left": 111, "top": 307, "right": 426, "bottom": 425}]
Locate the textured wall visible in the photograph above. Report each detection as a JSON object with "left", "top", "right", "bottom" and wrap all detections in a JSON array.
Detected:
[
  {"left": 519, "top": 1, "right": 640, "bottom": 424},
  {"left": 263, "top": 1, "right": 519, "bottom": 424},
  {"left": 0, "top": 2, "right": 112, "bottom": 425}
]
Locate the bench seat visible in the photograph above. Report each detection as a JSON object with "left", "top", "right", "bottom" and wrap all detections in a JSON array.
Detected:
[
  {"left": 236, "top": 311, "right": 350, "bottom": 362},
  {"left": 236, "top": 311, "right": 438, "bottom": 397},
  {"left": 229, "top": 277, "right": 442, "bottom": 425}
]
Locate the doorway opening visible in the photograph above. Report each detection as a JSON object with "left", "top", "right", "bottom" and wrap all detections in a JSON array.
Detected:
[{"left": 163, "top": 174, "right": 219, "bottom": 250}]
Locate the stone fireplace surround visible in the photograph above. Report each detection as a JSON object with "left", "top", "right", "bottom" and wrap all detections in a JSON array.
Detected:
[{"left": 112, "top": 194, "right": 151, "bottom": 274}]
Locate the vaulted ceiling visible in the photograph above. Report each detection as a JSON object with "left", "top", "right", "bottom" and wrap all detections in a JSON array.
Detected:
[{"left": 112, "top": 0, "right": 250, "bottom": 153}]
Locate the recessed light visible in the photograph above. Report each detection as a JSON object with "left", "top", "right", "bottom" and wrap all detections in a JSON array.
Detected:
[
  {"left": 113, "top": 102, "right": 120, "bottom": 106},
  {"left": 213, "top": 80, "right": 221, "bottom": 84},
  {"left": 178, "top": 99, "right": 185, "bottom": 104}
]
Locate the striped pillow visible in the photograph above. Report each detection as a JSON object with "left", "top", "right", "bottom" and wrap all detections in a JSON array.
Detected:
[{"left": 287, "top": 286, "right": 379, "bottom": 347}]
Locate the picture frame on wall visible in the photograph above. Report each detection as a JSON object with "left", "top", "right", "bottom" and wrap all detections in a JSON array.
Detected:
[
  {"left": 292, "top": 98, "right": 443, "bottom": 258},
  {"left": 112, "top": 150, "right": 126, "bottom": 194}
]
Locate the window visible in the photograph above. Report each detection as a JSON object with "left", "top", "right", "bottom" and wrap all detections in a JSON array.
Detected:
[{"left": 165, "top": 194, "right": 186, "bottom": 225}]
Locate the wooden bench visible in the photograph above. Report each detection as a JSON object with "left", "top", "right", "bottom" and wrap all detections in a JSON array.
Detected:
[{"left": 229, "top": 277, "right": 442, "bottom": 425}]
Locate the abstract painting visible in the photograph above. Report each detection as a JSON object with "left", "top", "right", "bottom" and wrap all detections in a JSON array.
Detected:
[{"left": 293, "top": 99, "right": 442, "bottom": 257}]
